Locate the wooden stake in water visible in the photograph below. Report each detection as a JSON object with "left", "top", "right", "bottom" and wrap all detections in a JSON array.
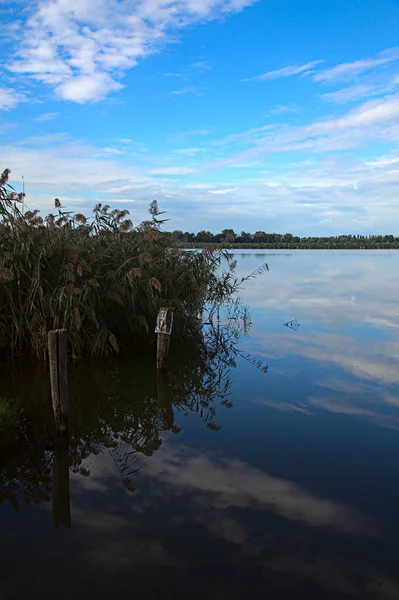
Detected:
[
  {"left": 48, "top": 329, "right": 69, "bottom": 433},
  {"left": 155, "top": 308, "right": 174, "bottom": 370}
]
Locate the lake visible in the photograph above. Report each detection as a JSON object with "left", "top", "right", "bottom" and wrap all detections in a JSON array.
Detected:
[{"left": 1, "top": 250, "right": 399, "bottom": 600}]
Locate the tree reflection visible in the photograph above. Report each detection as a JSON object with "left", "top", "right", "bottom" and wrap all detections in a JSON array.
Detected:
[{"left": 0, "top": 311, "right": 263, "bottom": 519}]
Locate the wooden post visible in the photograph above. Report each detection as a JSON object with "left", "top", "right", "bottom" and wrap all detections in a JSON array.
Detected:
[
  {"left": 48, "top": 329, "right": 68, "bottom": 433},
  {"left": 156, "top": 307, "right": 174, "bottom": 370},
  {"left": 52, "top": 435, "right": 71, "bottom": 529}
]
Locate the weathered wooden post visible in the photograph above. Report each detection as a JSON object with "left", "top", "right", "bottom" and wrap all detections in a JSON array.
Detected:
[
  {"left": 52, "top": 434, "right": 71, "bottom": 529},
  {"left": 155, "top": 307, "right": 174, "bottom": 370},
  {"left": 48, "top": 329, "right": 68, "bottom": 433}
]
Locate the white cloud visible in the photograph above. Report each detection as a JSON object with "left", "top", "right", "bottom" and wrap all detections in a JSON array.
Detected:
[
  {"left": 185, "top": 183, "right": 213, "bottom": 189},
  {"left": 8, "top": 0, "right": 257, "bottom": 103},
  {"left": 56, "top": 72, "right": 123, "bottom": 103},
  {"left": 0, "top": 87, "right": 26, "bottom": 110},
  {"left": 314, "top": 47, "right": 399, "bottom": 82},
  {"left": 244, "top": 60, "right": 323, "bottom": 82},
  {"left": 209, "top": 187, "right": 238, "bottom": 194},
  {"left": 328, "top": 94, "right": 399, "bottom": 129},
  {"left": 102, "top": 147, "right": 124, "bottom": 155},
  {"left": 365, "top": 155, "right": 399, "bottom": 167},
  {"left": 0, "top": 140, "right": 153, "bottom": 190}
]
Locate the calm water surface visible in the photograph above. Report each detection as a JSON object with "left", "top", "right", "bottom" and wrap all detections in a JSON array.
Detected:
[{"left": 1, "top": 251, "right": 399, "bottom": 600}]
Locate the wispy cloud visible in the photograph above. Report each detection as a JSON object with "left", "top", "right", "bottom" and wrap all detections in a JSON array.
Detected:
[
  {"left": 304, "top": 94, "right": 399, "bottom": 141},
  {"left": 209, "top": 187, "right": 238, "bottom": 194},
  {"left": 162, "top": 72, "right": 184, "bottom": 78},
  {"left": 102, "top": 147, "right": 125, "bottom": 155},
  {"left": 8, "top": 0, "right": 257, "bottom": 103},
  {"left": 163, "top": 59, "right": 211, "bottom": 83},
  {"left": 147, "top": 166, "right": 197, "bottom": 175},
  {"left": 189, "top": 60, "right": 212, "bottom": 72},
  {"left": 170, "top": 86, "right": 201, "bottom": 96},
  {"left": 211, "top": 94, "right": 399, "bottom": 159},
  {"left": 244, "top": 60, "right": 323, "bottom": 82},
  {"left": 18, "top": 132, "right": 68, "bottom": 145},
  {"left": 34, "top": 111, "right": 59, "bottom": 121},
  {"left": 270, "top": 104, "right": 299, "bottom": 114},
  {"left": 173, "top": 147, "right": 205, "bottom": 156},
  {"left": 314, "top": 47, "right": 399, "bottom": 82},
  {"left": 320, "top": 85, "right": 382, "bottom": 104},
  {"left": 170, "top": 127, "right": 214, "bottom": 141},
  {"left": 0, "top": 87, "right": 26, "bottom": 110}
]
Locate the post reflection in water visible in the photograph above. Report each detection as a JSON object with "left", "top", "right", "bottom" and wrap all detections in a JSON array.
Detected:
[
  {"left": 157, "top": 371, "right": 174, "bottom": 432},
  {"left": 52, "top": 435, "right": 71, "bottom": 530}
]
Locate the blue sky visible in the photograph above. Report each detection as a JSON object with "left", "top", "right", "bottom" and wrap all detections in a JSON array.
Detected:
[{"left": 1, "top": 0, "right": 399, "bottom": 235}]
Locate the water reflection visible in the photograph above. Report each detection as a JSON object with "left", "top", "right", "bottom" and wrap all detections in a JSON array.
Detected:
[
  {"left": 1, "top": 251, "right": 399, "bottom": 599},
  {"left": 157, "top": 372, "right": 174, "bottom": 431},
  {"left": 144, "top": 445, "right": 374, "bottom": 535},
  {"left": 0, "top": 432, "right": 52, "bottom": 510},
  {"left": 52, "top": 436, "right": 71, "bottom": 529},
  {"left": 234, "top": 251, "right": 399, "bottom": 431},
  {"left": 234, "top": 250, "right": 399, "bottom": 330},
  {"left": 0, "top": 318, "right": 249, "bottom": 523}
]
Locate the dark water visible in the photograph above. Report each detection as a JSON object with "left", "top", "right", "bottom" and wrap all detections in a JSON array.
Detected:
[{"left": 1, "top": 251, "right": 399, "bottom": 600}]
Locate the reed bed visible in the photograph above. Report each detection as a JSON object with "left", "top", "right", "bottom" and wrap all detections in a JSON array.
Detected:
[{"left": 0, "top": 169, "right": 239, "bottom": 359}]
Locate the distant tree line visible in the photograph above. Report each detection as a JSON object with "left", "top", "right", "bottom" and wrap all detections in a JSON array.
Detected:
[{"left": 169, "top": 228, "right": 399, "bottom": 249}]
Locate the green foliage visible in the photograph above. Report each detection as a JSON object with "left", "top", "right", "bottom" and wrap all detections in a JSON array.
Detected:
[{"left": 0, "top": 169, "right": 240, "bottom": 359}]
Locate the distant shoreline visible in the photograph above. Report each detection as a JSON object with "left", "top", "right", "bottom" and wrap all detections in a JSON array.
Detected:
[{"left": 177, "top": 242, "right": 399, "bottom": 251}]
